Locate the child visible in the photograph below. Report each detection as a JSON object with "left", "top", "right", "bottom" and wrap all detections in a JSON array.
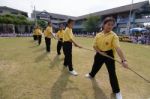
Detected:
[
  {"left": 63, "top": 19, "right": 82, "bottom": 76},
  {"left": 85, "top": 17, "right": 128, "bottom": 99},
  {"left": 56, "top": 24, "right": 65, "bottom": 55},
  {"left": 34, "top": 25, "right": 42, "bottom": 45},
  {"left": 44, "top": 22, "right": 53, "bottom": 52}
]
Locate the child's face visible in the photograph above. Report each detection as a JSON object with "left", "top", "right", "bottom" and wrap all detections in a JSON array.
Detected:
[
  {"left": 48, "top": 23, "right": 51, "bottom": 26},
  {"left": 68, "top": 21, "right": 74, "bottom": 28},
  {"left": 103, "top": 21, "right": 114, "bottom": 32},
  {"left": 60, "top": 25, "right": 64, "bottom": 30}
]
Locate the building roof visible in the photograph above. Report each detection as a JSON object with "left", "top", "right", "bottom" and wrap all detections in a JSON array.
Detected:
[
  {"left": 0, "top": 6, "right": 28, "bottom": 17},
  {"left": 32, "top": 10, "right": 76, "bottom": 20},
  {"left": 31, "top": 1, "right": 149, "bottom": 21},
  {"left": 75, "top": 1, "right": 149, "bottom": 20}
]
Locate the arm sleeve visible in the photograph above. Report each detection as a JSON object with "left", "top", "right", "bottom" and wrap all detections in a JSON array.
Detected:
[
  {"left": 69, "top": 33, "right": 73, "bottom": 40},
  {"left": 67, "top": 29, "right": 74, "bottom": 40},
  {"left": 50, "top": 27, "right": 53, "bottom": 34},
  {"left": 93, "top": 35, "right": 98, "bottom": 47},
  {"left": 112, "top": 35, "right": 120, "bottom": 48}
]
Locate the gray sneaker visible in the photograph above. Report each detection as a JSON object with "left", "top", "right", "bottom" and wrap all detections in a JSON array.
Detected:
[
  {"left": 85, "top": 74, "right": 93, "bottom": 79},
  {"left": 69, "top": 70, "right": 78, "bottom": 76},
  {"left": 115, "top": 92, "right": 122, "bottom": 99}
]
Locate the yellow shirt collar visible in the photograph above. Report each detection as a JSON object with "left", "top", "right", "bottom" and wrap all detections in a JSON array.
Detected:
[{"left": 101, "top": 31, "right": 112, "bottom": 36}]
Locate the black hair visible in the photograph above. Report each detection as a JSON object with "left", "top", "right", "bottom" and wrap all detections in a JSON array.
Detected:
[
  {"left": 66, "top": 19, "right": 74, "bottom": 27},
  {"left": 47, "top": 21, "right": 51, "bottom": 26},
  {"left": 101, "top": 17, "right": 115, "bottom": 31}
]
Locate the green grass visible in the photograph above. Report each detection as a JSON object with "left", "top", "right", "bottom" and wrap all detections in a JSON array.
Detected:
[{"left": 0, "top": 37, "right": 150, "bottom": 99}]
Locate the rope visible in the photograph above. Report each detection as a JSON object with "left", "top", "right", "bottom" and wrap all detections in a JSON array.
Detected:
[{"left": 81, "top": 47, "right": 150, "bottom": 83}]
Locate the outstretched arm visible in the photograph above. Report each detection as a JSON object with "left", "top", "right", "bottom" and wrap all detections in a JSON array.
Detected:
[
  {"left": 115, "top": 47, "right": 128, "bottom": 68},
  {"left": 70, "top": 39, "right": 82, "bottom": 48}
]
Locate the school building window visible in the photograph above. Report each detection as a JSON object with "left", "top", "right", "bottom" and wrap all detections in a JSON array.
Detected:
[{"left": 0, "top": 10, "right": 3, "bottom": 13}]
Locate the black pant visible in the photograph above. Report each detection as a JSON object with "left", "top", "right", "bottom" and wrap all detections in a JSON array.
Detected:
[
  {"left": 89, "top": 50, "right": 120, "bottom": 93},
  {"left": 57, "top": 38, "right": 63, "bottom": 55},
  {"left": 33, "top": 35, "right": 37, "bottom": 41},
  {"left": 63, "top": 42, "right": 73, "bottom": 71},
  {"left": 45, "top": 37, "right": 51, "bottom": 52},
  {"left": 37, "top": 35, "right": 42, "bottom": 45}
]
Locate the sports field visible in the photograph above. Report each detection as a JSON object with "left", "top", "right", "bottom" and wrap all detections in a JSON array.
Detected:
[{"left": 0, "top": 37, "right": 150, "bottom": 99}]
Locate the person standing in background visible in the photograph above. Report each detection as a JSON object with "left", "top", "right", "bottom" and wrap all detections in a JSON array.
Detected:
[
  {"left": 34, "top": 25, "right": 42, "bottom": 45},
  {"left": 44, "top": 22, "right": 55, "bottom": 52},
  {"left": 56, "top": 24, "right": 65, "bottom": 55},
  {"left": 33, "top": 27, "right": 37, "bottom": 41},
  {"left": 36, "top": 26, "right": 42, "bottom": 45}
]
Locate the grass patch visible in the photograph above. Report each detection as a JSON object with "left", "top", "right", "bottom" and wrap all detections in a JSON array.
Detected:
[{"left": 0, "top": 37, "right": 150, "bottom": 99}]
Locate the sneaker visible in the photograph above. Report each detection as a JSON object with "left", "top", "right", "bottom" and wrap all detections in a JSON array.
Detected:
[
  {"left": 85, "top": 74, "right": 93, "bottom": 78},
  {"left": 85, "top": 74, "right": 93, "bottom": 79},
  {"left": 115, "top": 92, "right": 122, "bottom": 99},
  {"left": 69, "top": 70, "right": 78, "bottom": 76}
]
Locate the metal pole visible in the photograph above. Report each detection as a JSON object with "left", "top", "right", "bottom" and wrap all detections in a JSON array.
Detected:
[
  {"left": 34, "top": 6, "right": 37, "bottom": 26},
  {"left": 128, "top": 0, "right": 134, "bottom": 35}
]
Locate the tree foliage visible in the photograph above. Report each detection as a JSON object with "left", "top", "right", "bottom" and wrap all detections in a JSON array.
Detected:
[
  {"left": 37, "top": 20, "right": 47, "bottom": 29},
  {"left": 0, "top": 14, "right": 34, "bottom": 25},
  {"left": 83, "top": 16, "right": 100, "bottom": 32}
]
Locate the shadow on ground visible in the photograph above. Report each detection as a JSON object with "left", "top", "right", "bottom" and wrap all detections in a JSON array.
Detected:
[
  {"left": 49, "top": 55, "right": 63, "bottom": 69},
  {"left": 50, "top": 70, "right": 72, "bottom": 99},
  {"left": 35, "top": 52, "right": 47, "bottom": 62},
  {"left": 50, "top": 70, "right": 88, "bottom": 99},
  {"left": 91, "top": 79, "right": 109, "bottom": 99}
]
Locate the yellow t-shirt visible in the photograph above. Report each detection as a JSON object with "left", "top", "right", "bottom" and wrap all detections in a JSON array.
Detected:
[
  {"left": 93, "top": 31, "right": 120, "bottom": 52},
  {"left": 45, "top": 26, "right": 53, "bottom": 38},
  {"left": 63, "top": 27, "right": 74, "bottom": 42},
  {"left": 34, "top": 28, "right": 42, "bottom": 35},
  {"left": 56, "top": 30, "right": 65, "bottom": 39}
]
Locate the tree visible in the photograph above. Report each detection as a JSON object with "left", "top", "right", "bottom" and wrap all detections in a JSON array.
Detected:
[
  {"left": 0, "top": 14, "right": 34, "bottom": 25},
  {"left": 37, "top": 20, "right": 47, "bottom": 29},
  {"left": 83, "top": 16, "right": 100, "bottom": 33}
]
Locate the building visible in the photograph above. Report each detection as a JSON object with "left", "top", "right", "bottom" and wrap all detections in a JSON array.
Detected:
[
  {"left": 31, "top": 1, "right": 150, "bottom": 34},
  {"left": 0, "top": 6, "right": 28, "bottom": 17},
  {"left": 0, "top": 7, "right": 33, "bottom": 34},
  {"left": 74, "top": 1, "right": 150, "bottom": 34},
  {"left": 31, "top": 11, "right": 75, "bottom": 30}
]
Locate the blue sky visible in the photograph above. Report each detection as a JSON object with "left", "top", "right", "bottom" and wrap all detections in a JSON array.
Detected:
[{"left": 0, "top": 0, "right": 149, "bottom": 17}]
